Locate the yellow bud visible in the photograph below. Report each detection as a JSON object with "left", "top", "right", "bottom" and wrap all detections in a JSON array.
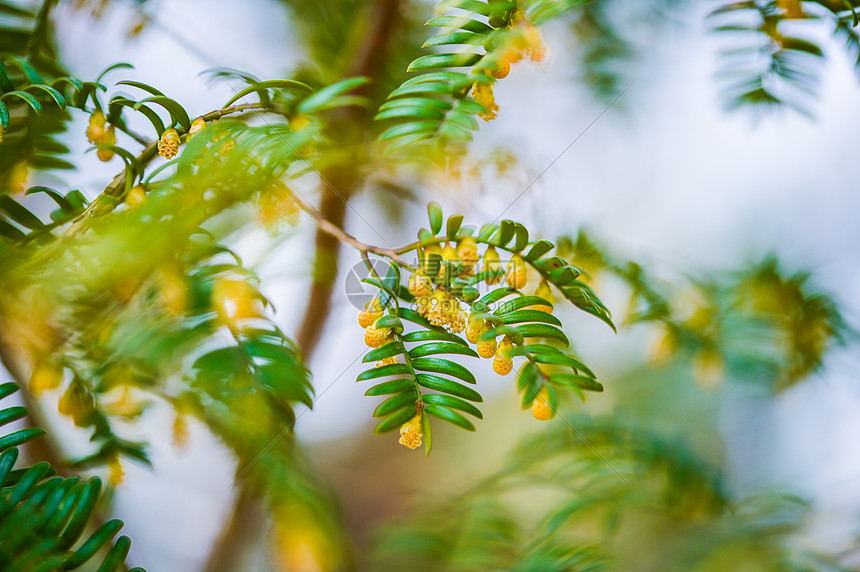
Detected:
[
  {"left": 408, "top": 271, "right": 433, "bottom": 297},
  {"left": 491, "top": 58, "right": 511, "bottom": 79},
  {"left": 29, "top": 362, "right": 63, "bottom": 394},
  {"left": 187, "top": 117, "right": 206, "bottom": 140},
  {"left": 256, "top": 181, "right": 299, "bottom": 229},
  {"left": 157, "top": 128, "right": 180, "bottom": 159},
  {"left": 472, "top": 81, "right": 499, "bottom": 121},
  {"left": 96, "top": 125, "right": 117, "bottom": 162},
  {"left": 159, "top": 264, "right": 188, "bottom": 316},
  {"left": 376, "top": 356, "right": 398, "bottom": 367},
  {"left": 534, "top": 279, "right": 554, "bottom": 313},
  {"left": 172, "top": 411, "right": 189, "bottom": 449},
  {"left": 290, "top": 114, "right": 311, "bottom": 131},
  {"left": 398, "top": 413, "right": 423, "bottom": 449},
  {"left": 456, "top": 236, "right": 480, "bottom": 269},
  {"left": 358, "top": 298, "right": 384, "bottom": 328},
  {"left": 531, "top": 387, "right": 554, "bottom": 421},
  {"left": 506, "top": 255, "right": 528, "bottom": 290},
  {"left": 86, "top": 111, "right": 107, "bottom": 143},
  {"left": 476, "top": 324, "right": 497, "bottom": 358},
  {"left": 692, "top": 348, "right": 725, "bottom": 390},
  {"left": 483, "top": 247, "right": 502, "bottom": 284},
  {"left": 439, "top": 243, "right": 458, "bottom": 282},
  {"left": 212, "top": 278, "right": 261, "bottom": 327},
  {"left": 493, "top": 336, "right": 515, "bottom": 374},
  {"left": 108, "top": 455, "right": 124, "bottom": 486},
  {"left": 493, "top": 354, "right": 513, "bottom": 375},
  {"left": 126, "top": 184, "right": 147, "bottom": 207},
  {"left": 466, "top": 317, "right": 484, "bottom": 344},
  {"left": 10, "top": 161, "right": 29, "bottom": 194},
  {"left": 364, "top": 323, "right": 392, "bottom": 348},
  {"left": 650, "top": 327, "right": 678, "bottom": 365},
  {"left": 58, "top": 385, "right": 93, "bottom": 427}
]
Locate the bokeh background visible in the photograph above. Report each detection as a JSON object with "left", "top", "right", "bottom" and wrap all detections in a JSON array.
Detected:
[{"left": 3, "top": 0, "right": 860, "bottom": 570}]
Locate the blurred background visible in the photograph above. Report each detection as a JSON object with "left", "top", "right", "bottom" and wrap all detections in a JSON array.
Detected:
[{"left": 2, "top": 0, "right": 860, "bottom": 570}]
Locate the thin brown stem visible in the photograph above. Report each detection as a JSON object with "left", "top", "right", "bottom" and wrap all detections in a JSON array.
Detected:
[{"left": 290, "top": 192, "right": 413, "bottom": 269}]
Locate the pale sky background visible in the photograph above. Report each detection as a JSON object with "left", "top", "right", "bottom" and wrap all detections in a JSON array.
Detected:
[{"left": 2, "top": 0, "right": 860, "bottom": 569}]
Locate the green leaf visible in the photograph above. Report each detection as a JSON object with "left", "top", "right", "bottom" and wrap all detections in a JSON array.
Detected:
[
  {"left": 297, "top": 77, "right": 370, "bottom": 114},
  {"left": 423, "top": 404, "right": 475, "bottom": 431},
  {"left": 411, "top": 357, "right": 476, "bottom": 384},
  {"left": 0, "top": 405, "right": 27, "bottom": 427},
  {"left": 374, "top": 406, "right": 418, "bottom": 434},
  {"left": 374, "top": 391, "right": 419, "bottom": 417},
  {"left": 98, "top": 535, "right": 131, "bottom": 572},
  {"left": 522, "top": 345, "right": 596, "bottom": 377},
  {"left": 0, "top": 428, "right": 46, "bottom": 454},
  {"left": 401, "top": 329, "right": 468, "bottom": 346},
  {"left": 63, "top": 519, "right": 124, "bottom": 569},
  {"left": 446, "top": 214, "right": 464, "bottom": 240},
  {"left": 365, "top": 378, "right": 414, "bottom": 396},
  {"left": 423, "top": 31, "right": 484, "bottom": 48},
  {"left": 379, "top": 97, "right": 452, "bottom": 111},
  {"left": 384, "top": 131, "right": 434, "bottom": 152},
  {"left": 379, "top": 120, "right": 438, "bottom": 141},
  {"left": 25, "top": 187, "right": 73, "bottom": 211},
  {"left": 496, "top": 295, "right": 554, "bottom": 315},
  {"left": 363, "top": 342, "right": 407, "bottom": 363},
  {"left": 497, "top": 219, "right": 515, "bottom": 246},
  {"left": 478, "top": 287, "right": 516, "bottom": 306},
  {"left": 526, "top": 240, "right": 555, "bottom": 261},
  {"left": 0, "top": 196, "right": 43, "bottom": 230},
  {"left": 375, "top": 106, "right": 447, "bottom": 121},
  {"left": 96, "top": 62, "right": 134, "bottom": 83},
  {"left": 1, "top": 91, "right": 42, "bottom": 115},
  {"left": 357, "top": 363, "right": 411, "bottom": 381},
  {"left": 222, "top": 79, "right": 312, "bottom": 108},
  {"left": 551, "top": 373, "right": 604, "bottom": 393},
  {"left": 375, "top": 314, "right": 404, "bottom": 333},
  {"left": 427, "top": 16, "right": 494, "bottom": 34},
  {"left": 401, "top": 71, "right": 470, "bottom": 87},
  {"left": 24, "top": 84, "right": 65, "bottom": 109},
  {"left": 428, "top": 201, "right": 443, "bottom": 234},
  {"left": 138, "top": 96, "right": 191, "bottom": 131},
  {"left": 421, "top": 411, "right": 433, "bottom": 456},
  {"left": 496, "top": 295, "right": 553, "bottom": 314},
  {"left": 537, "top": 256, "right": 567, "bottom": 272},
  {"left": 422, "top": 394, "right": 483, "bottom": 419},
  {"left": 407, "top": 53, "right": 483, "bottom": 72},
  {"left": 115, "top": 80, "right": 164, "bottom": 97},
  {"left": 516, "top": 361, "right": 539, "bottom": 392},
  {"left": 389, "top": 81, "right": 453, "bottom": 98},
  {"left": 0, "top": 219, "right": 26, "bottom": 242},
  {"left": 396, "top": 307, "right": 435, "bottom": 329},
  {"left": 409, "top": 342, "right": 479, "bottom": 359},
  {"left": 501, "top": 309, "right": 561, "bottom": 326},
  {"left": 515, "top": 323, "right": 570, "bottom": 346},
  {"left": 467, "top": 270, "right": 505, "bottom": 285},
  {"left": 481, "top": 325, "right": 523, "bottom": 345},
  {"left": 548, "top": 266, "right": 579, "bottom": 285},
  {"left": 478, "top": 223, "right": 497, "bottom": 240},
  {"left": 416, "top": 374, "right": 482, "bottom": 401},
  {"left": 10, "top": 58, "right": 41, "bottom": 84},
  {"left": 437, "top": 0, "right": 495, "bottom": 15},
  {"left": 0, "top": 101, "right": 9, "bottom": 130},
  {"left": 0, "top": 61, "right": 11, "bottom": 93},
  {"left": 512, "top": 223, "right": 529, "bottom": 252}
]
